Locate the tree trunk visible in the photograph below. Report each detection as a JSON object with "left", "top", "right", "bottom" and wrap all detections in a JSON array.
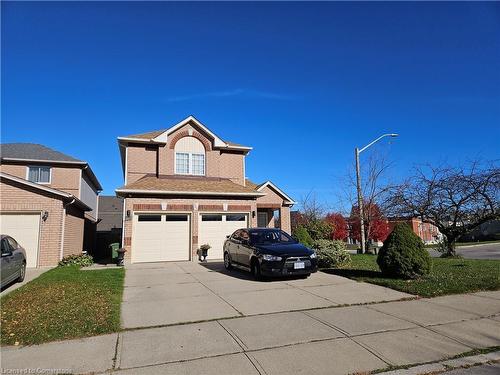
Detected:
[{"left": 444, "top": 235, "right": 457, "bottom": 257}]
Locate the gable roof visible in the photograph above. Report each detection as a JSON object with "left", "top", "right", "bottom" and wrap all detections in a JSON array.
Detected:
[
  {"left": 0, "top": 143, "right": 102, "bottom": 191},
  {"left": 0, "top": 143, "right": 83, "bottom": 163},
  {"left": 116, "top": 175, "right": 265, "bottom": 197},
  {"left": 0, "top": 172, "right": 91, "bottom": 211},
  {"left": 118, "top": 116, "right": 252, "bottom": 151},
  {"left": 256, "top": 181, "right": 296, "bottom": 205}
]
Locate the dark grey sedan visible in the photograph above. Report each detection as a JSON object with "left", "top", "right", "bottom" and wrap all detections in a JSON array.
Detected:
[{"left": 1, "top": 235, "right": 27, "bottom": 288}]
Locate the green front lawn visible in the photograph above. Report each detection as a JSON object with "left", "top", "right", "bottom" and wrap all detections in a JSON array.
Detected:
[
  {"left": 326, "top": 255, "right": 500, "bottom": 297},
  {"left": 1, "top": 266, "right": 124, "bottom": 346}
]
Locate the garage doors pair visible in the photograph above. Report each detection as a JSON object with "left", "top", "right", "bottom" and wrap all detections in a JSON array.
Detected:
[{"left": 132, "top": 213, "right": 248, "bottom": 263}]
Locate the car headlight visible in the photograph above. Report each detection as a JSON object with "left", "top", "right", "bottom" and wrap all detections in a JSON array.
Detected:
[
  {"left": 309, "top": 252, "right": 317, "bottom": 259},
  {"left": 262, "top": 254, "right": 282, "bottom": 261}
]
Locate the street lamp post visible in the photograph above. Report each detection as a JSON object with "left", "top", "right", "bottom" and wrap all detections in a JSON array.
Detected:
[{"left": 355, "top": 133, "right": 399, "bottom": 253}]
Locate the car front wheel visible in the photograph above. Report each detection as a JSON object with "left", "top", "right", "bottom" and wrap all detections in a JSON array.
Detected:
[
  {"left": 251, "top": 260, "right": 262, "bottom": 280},
  {"left": 224, "top": 252, "right": 232, "bottom": 270}
]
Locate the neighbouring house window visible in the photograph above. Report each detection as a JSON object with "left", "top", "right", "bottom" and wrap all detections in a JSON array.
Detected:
[
  {"left": 27, "top": 166, "right": 51, "bottom": 183},
  {"left": 174, "top": 136, "right": 206, "bottom": 176}
]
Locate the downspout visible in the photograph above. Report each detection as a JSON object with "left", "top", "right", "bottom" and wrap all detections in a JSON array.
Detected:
[{"left": 60, "top": 198, "right": 75, "bottom": 261}]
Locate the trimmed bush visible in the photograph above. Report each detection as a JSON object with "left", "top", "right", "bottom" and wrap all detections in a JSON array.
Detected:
[
  {"left": 58, "top": 253, "right": 93, "bottom": 267},
  {"left": 377, "top": 223, "right": 432, "bottom": 279},
  {"left": 312, "top": 239, "right": 351, "bottom": 268},
  {"left": 293, "top": 226, "right": 314, "bottom": 248},
  {"left": 305, "top": 220, "right": 333, "bottom": 241}
]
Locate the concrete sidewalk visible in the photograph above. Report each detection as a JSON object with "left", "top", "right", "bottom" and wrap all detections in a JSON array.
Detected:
[{"left": 2, "top": 291, "right": 499, "bottom": 375}]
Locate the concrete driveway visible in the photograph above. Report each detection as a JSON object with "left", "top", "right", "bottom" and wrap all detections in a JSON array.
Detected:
[
  {"left": 121, "top": 261, "right": 411, "bottom": 329},
  {"left": 0, "top": 266, "right": 52, "bottom": 297}
]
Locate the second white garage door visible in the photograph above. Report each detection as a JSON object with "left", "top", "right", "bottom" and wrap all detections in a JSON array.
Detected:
[
  {"left": 0, "top": 213, "right": 40, "bottom": 268},
  {"left": 198, "top": 213, "right": 248, "bottom": 260},
  {"left": 131, "top": 214, "right": 190, "bottom": 263}
]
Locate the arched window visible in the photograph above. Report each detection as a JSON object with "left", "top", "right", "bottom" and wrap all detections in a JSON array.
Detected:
[{"left": 174, "top": 137, "right": 206, "bottom": 176}]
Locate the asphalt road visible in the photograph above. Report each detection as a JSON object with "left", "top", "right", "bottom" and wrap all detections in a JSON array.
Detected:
[{"left": 428, "top": 243, "right": 500, "bottom": 260}]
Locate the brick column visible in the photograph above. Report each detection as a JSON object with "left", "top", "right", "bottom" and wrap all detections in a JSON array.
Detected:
[{"left": 279, "top": 206, "right": 291, "bottom": 234}]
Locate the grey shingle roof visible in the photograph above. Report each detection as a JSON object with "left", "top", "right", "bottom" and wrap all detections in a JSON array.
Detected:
[
  {"left": 0, "top": 143, "right": 83, "bottom": 163},
  {"left": 97, "top": 196, "right": 124, "bottom": 231}
]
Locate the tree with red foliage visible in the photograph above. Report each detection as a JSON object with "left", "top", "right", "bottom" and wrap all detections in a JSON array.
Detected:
[
  {"left": 349, "top": 202, "right": 390, "bottom": 245},
  {"left": 325, "top": 213, "right": 349, "bottom": 240}
]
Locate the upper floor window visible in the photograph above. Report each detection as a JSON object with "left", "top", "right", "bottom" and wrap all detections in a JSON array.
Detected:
[
  {"left": 174, "top": 136, "right": 205, "bottom": 176},
  {"left": 27, "top": 166, "right": 51, "bottom": 184}
]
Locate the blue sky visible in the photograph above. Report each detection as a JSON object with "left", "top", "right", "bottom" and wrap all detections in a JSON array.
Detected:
[{"left": 2, "top": 2, "right": 499, "bottom": 211}]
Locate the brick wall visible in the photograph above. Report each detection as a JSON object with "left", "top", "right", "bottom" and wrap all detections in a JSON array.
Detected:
[
  {"left": 0, "top": 163, "right": 81, "bottom": 197},
  {"left": 0, "top": 179, "right": 64, "bottom": 266},
  {"left": 63, "top": 205, "right": 85, "bottom": 257},
  {"left": 126, "top": 144, "right": 158, "bottom": 184}
]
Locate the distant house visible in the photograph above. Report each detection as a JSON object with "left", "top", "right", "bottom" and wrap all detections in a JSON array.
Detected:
[
  {"left": 0, "top": 143, "right": 102, "bottom": 267},
  {"left": 459, "top": 220, "right": 500, "bottom": 242},
  {"left": 95, "top": 196, "right": 123, "bottom": 260},
  {"left": 388, "top": 217, "right": 441, "bottom": 244}
]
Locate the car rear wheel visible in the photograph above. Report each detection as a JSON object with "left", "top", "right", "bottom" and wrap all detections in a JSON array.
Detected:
[
  {"left": 17, "top": 262, "right": 26, "bottom": 282},
  {"left": 224, "top": 252, "right": 232, "bottom": 270}
]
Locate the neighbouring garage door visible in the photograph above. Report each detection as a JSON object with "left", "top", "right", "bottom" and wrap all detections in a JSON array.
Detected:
[
  {"left": 0, "top": 213, "right": 40, "bottom": 268},
  {"left": 132, "top": 214, "right": 190, "bottom": 263},
  {"left": 198, "top": 213, "right": 248, "bottom": 260}
]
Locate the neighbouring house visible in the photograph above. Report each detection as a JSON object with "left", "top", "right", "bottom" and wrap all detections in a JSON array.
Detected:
[
  {"left": 115, "top": 115, "right": 295, "bottom": 263},
  {"left": 95, "top": 195, "right": 124, "bottom": 260},
  {"left": 458, "top": 219, "right": 500, "bottom": 242},
  {"left": 0, "top": 143, "right": 102, "bottom": 267},
  {"left": 388, "top": 217, "right": 441, "bottom": 244}
]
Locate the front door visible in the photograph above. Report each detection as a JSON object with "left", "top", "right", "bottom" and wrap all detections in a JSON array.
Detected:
[{"left": 257, "top": 212, "right": 268, "bottom": 228}]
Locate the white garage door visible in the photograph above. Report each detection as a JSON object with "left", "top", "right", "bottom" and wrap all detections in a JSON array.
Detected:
[
  {"left": 198, "top": 213, "right": 248, "bottom": 260},
  {"left": 0, "top": 213, "right": 40, "bottom": 268},
  {"left": 132, "top": 214, "right": 190, "bottom": 263}
]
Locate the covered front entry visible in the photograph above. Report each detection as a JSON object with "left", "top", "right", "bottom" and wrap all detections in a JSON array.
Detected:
[
  {"left": 0, "top": 213, "right": 40, "bottom": 268},
  {"left": 198, "top": 213, "right": 248, "bottom": 260},
  {"left": 131, "top": 213, "right": 190, "bottom": 263}
]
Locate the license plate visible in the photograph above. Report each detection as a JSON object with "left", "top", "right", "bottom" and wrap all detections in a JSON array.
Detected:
[{"left": 294, "top": 262, "right": 305, "bottom": 269}]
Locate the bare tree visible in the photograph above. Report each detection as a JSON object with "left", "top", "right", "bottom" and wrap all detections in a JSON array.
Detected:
[
  {"left": 388, "top": 161, "right": 500, "bottom": 256},
  {"left": 338, "top": 152, "right": 395, "bottom": 250}
]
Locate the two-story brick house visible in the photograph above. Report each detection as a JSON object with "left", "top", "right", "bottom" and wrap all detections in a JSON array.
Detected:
[
  {"left": 116, "top": 116, "right": 295, "bottom": 263},
  {"left": 0, "top": 144, "right": 102, "bottom": 267}
]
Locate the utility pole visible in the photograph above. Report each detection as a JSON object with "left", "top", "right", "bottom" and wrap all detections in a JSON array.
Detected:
[
  {"left": 355, "top": 133, "right": 399, "bottom": 253},
  {"left": 355, "top": 147, "right": 366, "bottom": 253}
]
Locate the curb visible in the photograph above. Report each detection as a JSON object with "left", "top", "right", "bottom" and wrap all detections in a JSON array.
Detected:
[{"left": 378, "top": 350, "right": 500, "bottom": 375}]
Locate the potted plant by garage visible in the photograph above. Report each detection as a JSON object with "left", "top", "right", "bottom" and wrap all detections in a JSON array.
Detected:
[{"left": 197, "top": 244, "right": 211, "bottom": 262}]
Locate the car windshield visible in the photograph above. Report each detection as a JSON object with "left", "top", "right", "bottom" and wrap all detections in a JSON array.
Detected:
[{"left": 249, "top": 230, "right": 296, "bottom": 245}]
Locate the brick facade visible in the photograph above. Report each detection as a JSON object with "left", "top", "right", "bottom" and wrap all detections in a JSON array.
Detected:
[
  {"left": 126, "top": 122, "right": 246, "bottom": 186},
  {"left": 0, "top": 178, "right": 64, "bottom": 266},
  {"left": 119, "top": 117, "right": 295, "bottom": 262}
]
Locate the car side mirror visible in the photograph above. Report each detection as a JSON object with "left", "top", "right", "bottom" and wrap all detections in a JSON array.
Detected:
[{"left": 226, "top": 235, "right": 230, "bottom": 239}]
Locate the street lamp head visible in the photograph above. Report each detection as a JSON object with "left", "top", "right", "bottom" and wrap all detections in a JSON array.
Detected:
[{"left": 389, "top": 133, "right": 399, "bottom": 137}]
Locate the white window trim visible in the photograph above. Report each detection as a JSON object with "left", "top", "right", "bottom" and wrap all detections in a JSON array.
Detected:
[
  {"left": 175, "top": 152, "right": 205, "bottom": 176},
  {"left": 26, "top": 166, "right": 52, "bottom": 184}
]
